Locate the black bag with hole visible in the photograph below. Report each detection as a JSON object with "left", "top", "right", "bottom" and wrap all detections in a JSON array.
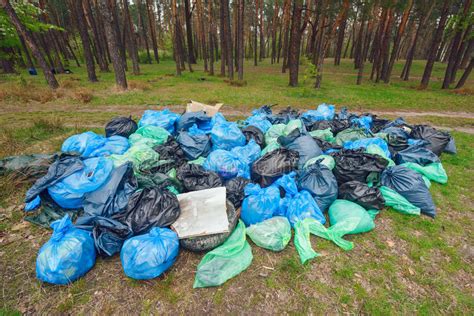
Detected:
[
  {"left": 153, "top": 138, "right": 187, "bottom": 166},
  {"left": 105, "top": 116, "right": 138, "bottom": 138},
  {"left": 338, "top": 181, "right": 385, "bottom": 210},
  {"left": 113, "top": 187, "right": 181, "bottom": 235},
  {"left": 251, "top": 148, "right": 299, "bottom": 187},
  {"left": 225, "top": 177, "right": 252, "bottom": 209},
  {"left": 242, "top": 126, "right": 265, "bottom": 147},
  {"left": 331, "top": 149, "right": 389, "bottom": 185},
  {"left": 176, "top": 163, "right": 222, "bottom": 191}
]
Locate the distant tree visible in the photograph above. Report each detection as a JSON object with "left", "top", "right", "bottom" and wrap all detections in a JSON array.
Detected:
[{"left": 288, "top": 0, "right": 303, "bottom": 86}]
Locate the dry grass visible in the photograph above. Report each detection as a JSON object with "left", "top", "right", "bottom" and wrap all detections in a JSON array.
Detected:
[
  {"left": 0, "top": 84, "right": 60, "bottom": 104},
  {"left": 72, "top": 88, "right": 93, "bottom": 103},
  {"left": 128, "top": 80, "right": 152, "bottom": 91},
  {"left": 451, "top": 87, "right": 473, "bottom": 95}
]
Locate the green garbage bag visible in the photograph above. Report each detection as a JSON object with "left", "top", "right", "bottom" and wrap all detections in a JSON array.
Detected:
[
  {"left": 189, "top": 156, "right": 206, "bottom": 165},
  {"left": 328, "top": 200, "right": 377, "bottom": 234},
  {"left": 366, "top": 144, "right": 395, "bottom": 167},
  {"left": 379, "top": 186, "right": 420, "bottom": 216},
  {"left": 261, "top": 142, "right": 281, "bottom": 155},
  {"left": 264, "top": 124, "right": 286, "bottom": 145},
  {"left": 129, "top": 125, "right": 170, "bottom": 147},
  {"left": 294, "top": 220, "right": 319, "bottom": 264},
  {"left": 304, "top": 218, "right": 355, "bottom": 251},
  {"left": 194, "top": 220, "right": 253, "bottom": 288},
  {"left": 110, "top": 143, "right": 160, "bottom": 171},
  {"left": 284, "top": 119, "right": 303, "bottom": 135},
  {"left": 309, "top": 128, "right": 335, "bottom": 143},
  {"left": 246, "top": 217, "right": 291, "bottom": 251},
  {"left": 303, "top": 155, "right": 335, "bottom": 170},
  {"left": 335, "top": 128, "right": 368, "bottom": 146},
  {"left": 401, "top": 162, "right": 447, "bottom": 184}
]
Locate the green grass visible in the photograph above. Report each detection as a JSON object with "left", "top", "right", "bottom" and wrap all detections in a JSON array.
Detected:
[{"left": 0, "top": 58, "right": 473, "bottom": 314}]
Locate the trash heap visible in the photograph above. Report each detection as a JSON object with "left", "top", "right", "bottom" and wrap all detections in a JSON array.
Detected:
[{"left": 1, "top": 102, "right": 456, "bottom": 287}]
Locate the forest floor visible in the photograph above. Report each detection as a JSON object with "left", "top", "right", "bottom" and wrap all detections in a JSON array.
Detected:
[{"left": 0, "top": 59, "right": 473, "bottom": 314}]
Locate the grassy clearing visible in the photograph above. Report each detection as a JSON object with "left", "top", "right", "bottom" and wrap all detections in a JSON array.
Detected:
[
  {"left": 0, "top": 58, "right": 472, "bottom": 112},
  {"left": 0, "top": 114, "right": 472, "bottom": 314}
]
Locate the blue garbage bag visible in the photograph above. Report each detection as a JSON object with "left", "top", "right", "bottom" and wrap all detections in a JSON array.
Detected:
[
  {"left": 245, "top": 115, "right": 272, "bottom": 133},
  {"left": 82, "top": 162, "right": 137, "bottom": 218},
  {"left": 138, "top": 109, "right": 180, "bottom": 134},
  {"left": 351, "top": 115, "right": 373, "bottom": 131},
  {"left": 61, "top": 132, "right": 129, "bottom": 158},
  {"left": 301, "top": 103, "right": 335, "bottom": 123},
  {"left": 241, "top": 183, "right": 280, "bottom": 226},
  {"left": 25, "top": 154, "right": 84, "bottom": 207},
  {"left": 273, "top": 172, "right": 325, "bottom": 226},
  {"left": 36, "top": 215, "right": 96, "bottom": 284},
  {"left": 381, "top": 165, "right": 436, "bottom": 217},
  {"left": 230, "top": 139, "right": 261, "bottom": 165},
  {"left": 278, "top": 129, "right": 323, "bottom": 168},
  {"left": 211, "top": 121, "right": 246, "bottom": 151},
  {"left": 380, "top": 117, "right": 406, "bottom": 132},
  {"left": 176, "top": 111, "right": 212, "bottom": 132},
  {"left": 203, "top": 150, "right": 250, "bottom": 179},
  {"left": 177, "top": 124, "right": 212, "bottom": 160},
  {"left": 344, "top": 137, "right": 391, "bottom": 158},
  {"left": 120, "top": 227, "right": 179, "bottom": 280},
  {"left": 48, "top": 157, "right": 113, "bottom": 209},
  {"left": 395, "top": 144, "right": 440, "bottom": 166},
  {"left": 297, "top": 161, "right": 338, "bottom": 211}
]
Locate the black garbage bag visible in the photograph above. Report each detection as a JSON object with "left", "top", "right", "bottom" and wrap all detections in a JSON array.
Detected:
[
  {"left": 176, "top": 163, "right": 222, "bottom": 191},
  {"left": 306, "top": 119, "right": 351, "bottom": 135},
  {"left": 75, "top": 216, "right": 133, "bottom": 257},
  {"left": 331, "top": 149, "right": 389, "bottom": 185},
  {"left": 176, "top": 111, "right": 211, "bottom": 131},
  {"left": 338, "top": 181, "right": 385, "bottom": 210},
  {"left": 138, "top": 158, "right": 176, "bottom": 174},
  {"left": 82, "top": 162, "right": 137, "bottom": 218},
  {"left": 225, "top": 177, "right": 252, "bottom": 209},
  {"left": 114, "top": 187, "right": 180, "bottom": 235},
  {"left": 25, "top": 193, "right": 81, "bottom": 229},
  {"left": 394, "top": 144, "right": 440, "bottom": 166},
  {"left": 444, "top": 137, "right": 457, "bottom": 154},
  {"left": 136, "top": 169, "right": 182, "bottom": 192},
  {"left": 105, "top": 116, "right": 138, "bottom": 138},
  {"left": 312, "top": 137, "right": 342, "bottom": 152},
  {"left": 410, "top": 125, "right": 452, "bottom": 156},
  {"left": 269, "top": 107, "right": 300, "bottom": 124},
  {"left": 251, "top": 148, "right": 299, "bottom": 187},
  {"left": 278, "top": 129, "right": 323, "bottom": 168},
  {"left": 381, "top": 165, "right": 436, "bottom": 217},
  {"left": 176, "top": 131, "right": 212, "bottom": 160},
  {"left": 371, "top": 117, "right": 391, "bottom": 133},
  {"left": 297, "top": 161, "right": 338, "bottom": 211},
  {"left": 0, "top": 153, "right": 57, "bottom": 181},
  {"left": 153, "top": 138, "right": 187, "bottom": 166},
  {"left": 242, "top": 126, "right": 264, "bottom": 147},
  {"left": 25, "top": 154, "right": 83, "bottom": 204},
  {"left": 386, "top": 132, "right": 409, "bottom": 156}
]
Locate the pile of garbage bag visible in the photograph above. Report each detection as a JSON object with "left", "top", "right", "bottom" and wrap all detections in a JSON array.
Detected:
[{"left": 2, "top": 103, "right": 455, "bottom": 287}]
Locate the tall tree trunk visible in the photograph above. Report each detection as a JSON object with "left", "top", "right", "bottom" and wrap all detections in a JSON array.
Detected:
[
  {"left": 208, "top": 0, "right": 215, "bottom": 75},
  {"left": 196, "top": 0, "right": 208, "bottom": 72},
  {"left": 137, "top": 0, "right": 152, "bottom": 63},
  {"left": 288, "top": 0, "right": 303, "bottom": 86},
  {"left": 379, "top": 7, "right": 394, "bottom": 82},
  {"left": 0, "top": 0, "right": 59, "bottom": 89},
  {"left": 384, "top": 0, "right": 413, "bottom": 83},
  {"left": 277, "top": 17, "right": 283, "bottom": 63},
  {"left": 281, "top": 0, "right": 291, "bottom": 72},
  {"left": 18, "top": 35, "right": 34, "bottom": 68},
  {"left": 271, "top": 0, "right": 279, "bottom": 64},
  {"left": 99, "top": 0, "right": 127, "bottom": 89},
  {"left": 123, "top": 0, "right": 140, "bottom": 74},
  {"left": 183, "top": 0, "right": 196, "bottom": 64},
  {"left": 74, "top": 0, "right": 98, "bottom": 82},
  {"left": 84, "top": 0, "right": 109, "bottom": 71},
  {"left": 258, "top": 0, "right": 265, "bottom": 60},
  {"left": 237, "top": 0, "right": 244, "bottom": 80},
  {"left": 253, "top": 4, "right": 258, "bottom": 66},
  {"left": 146, "top": 0, "right": 159, "bottom": 63},
  {"left": 219, "top": 0, "right": 226, "bottom": 76},
  {"left": 221, "top": 0, "right": 233, "bottom": 80},
  {"left": 420, "top": 0, "right": 451, "bottom": 89},
  {"left": 357, "top": 19, "right": 367, "bottom": 85},
  {"left": 334, "top": 0, "right": 349, "bottom": 65},
  {"left": 455, "top": 57, "right": 473, "bottom": 89},
  {"left": 460, "top": 39, "right": 473, "bottom": 69},
  {"left": 442, "top": 0, "right": 472, "bottom": 88}
]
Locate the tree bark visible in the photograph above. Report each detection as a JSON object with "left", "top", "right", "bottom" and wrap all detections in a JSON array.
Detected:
[
  {"left": 253, "top": 2, "right": 258, "bottom": 66},
  {"left": 288, "top": 0, "right": 303, "bottom": 86},
  {"left": 221, "top": 0, "right": 233, "bottom": 80},
  {"left": 122, "top": 0, "right": 140, "bottom": 74},
  {"left": 18, "top": 35, "right": 34, "bottom": 68},
  {"left": 172, "top": 0, "right": 182, "bottom": 75},
  {"left": 1, "top": 0, "right": 58, "bottom": 89},
  {"left": 281, "top": 0, "right": 291, "bottom": 72},
  {"left": 334, "top": 0, "right": 349, "bottom": 65},
  {"left": 183, "top": 0, "right": 196, "bottom": 64},
  {"left": 384, "top": 0, "right": 413, "bottom": 83},
  {"left": 84, "top": 0, "right": 109, "bottom": 71},
  {"left": 146, "top": 0, "right": 159, "bottom": 63},
  {"left": 74, "top": 0, "right": 98, "bottom": 82},
  {"left": 137, "top": 0, "right": 152, "bottom": 63},
  {"left": 237, "top": 0, "right": 244, "bottom": 80},
  {"left": 420, "top": 0, "right": 451, "bottom": 89},
  {"left": 99, "top": 0, "right": 127, "bottom": 89},
  {"left": 219, "top": 0, "right": 226, "bottom": 76},
  {"left": 271, "top": 0, "right": 279, "bottom": 64},
  {"left": 258, "top": 0, "right": 265, "bottom": 60},
  {"left": 208, "top": 0, "right": 215, "bottom": 75},
  {"left": 196, "top": 0, "right": 208, "bottom": 72},
  {"left": 455, "top": 57, "right": 473, "bottom": 89}
]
